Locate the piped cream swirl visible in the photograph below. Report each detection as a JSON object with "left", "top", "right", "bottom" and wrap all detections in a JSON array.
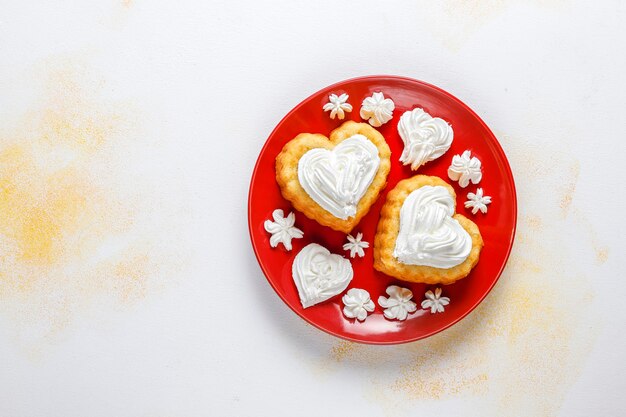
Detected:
[
  {"left": 298, "top": 135, "right": 380, "bottom": 219},
  {"left": 393, "top": 186, "right": 471, "bottom": 269}
]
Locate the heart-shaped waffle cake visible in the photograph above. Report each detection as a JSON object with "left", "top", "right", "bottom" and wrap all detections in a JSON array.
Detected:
[{"left": 276, "top": 121, "right": 391, "bottom": 233}]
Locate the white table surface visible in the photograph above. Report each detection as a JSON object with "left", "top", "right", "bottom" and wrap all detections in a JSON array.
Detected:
[{"left": 0, "top": 1, "right": 624, "bottom": 416}]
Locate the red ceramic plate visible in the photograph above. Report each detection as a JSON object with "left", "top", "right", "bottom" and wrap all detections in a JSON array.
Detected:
[{"left": 248, "top": 76, "right": 516, "bottom": 344}]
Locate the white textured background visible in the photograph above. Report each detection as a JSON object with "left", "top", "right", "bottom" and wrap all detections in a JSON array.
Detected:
[{"left": 0, "top": 1, "right": 624, "bottom": 416}]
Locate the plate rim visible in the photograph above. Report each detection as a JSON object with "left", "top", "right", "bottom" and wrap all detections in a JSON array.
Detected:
[{"left": 247, "top": 75, "right": 518, "bottom": 345}]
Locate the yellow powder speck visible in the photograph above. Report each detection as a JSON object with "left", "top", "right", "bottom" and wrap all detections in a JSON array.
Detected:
[
  {"left": 570, "top": 207, "right": 611, "bottom": 267},
  {"left": 595, "top": 247, "right": 609, "bottom": 264},
  {"left": 507, "top": 255, "right": 543, "bottom": 274},
  {"left": 114, "top": 253, "right": 151, "bottom": 303},
  {"left": 329, "top": 341, "right": 359, "bottom": 362},
  {"left": 18, "top": 207, "right": 60, "bottom": 262},
  {"left": 526, "top": 215, "right": 542, "bottom": 230},
  {"left": 559, "top": 162, "right": 580, "bottom": 215},
  {"left": 560, "top": 194, "right": 573, "bottom": 212}
]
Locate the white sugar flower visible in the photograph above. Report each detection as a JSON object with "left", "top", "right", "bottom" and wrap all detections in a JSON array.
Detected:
[
  {"left": 323, "top": 93, "right": 353, "bottom": 120},
  {"left": 421, "top": 288, "right": 450, "bottom": 314},
  {"left": 360, "top": 92, "right": 395, "bottom": 127},
  {"left": 342, "top": 288, "right": 375, "bottom": 321},
  {"left": 263, "top": 209, "right": 303, "bottom": 251},
  {"left": 378, "top": 285, "right": 417, "bottom": 321},
  {"left": 464, "top": 188, "right": 492, "bottom": 215},
  {"left": 448, "top": 150, "right": 482, "bottom": 188},
  {"left": 342, "top": 232, "right": 369, "bottom": 258}
]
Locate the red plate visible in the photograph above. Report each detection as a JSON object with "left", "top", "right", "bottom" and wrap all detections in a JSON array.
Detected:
[{"left": 248, "top": 76, "right": 516, "bottom": 344}]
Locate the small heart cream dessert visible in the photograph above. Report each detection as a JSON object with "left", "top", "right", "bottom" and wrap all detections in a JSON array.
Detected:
[
  {"left": 374, "top": 175, "right": 483, "bottom": 285},
  {"left": 276, "top": 121, "right": 391, "bottom": 233},
  {"left": 292, "top": 243, "right": 353, "bottom": 308},
  {"left": 398, "top": 108, "right": 453, "bottom": 170}
]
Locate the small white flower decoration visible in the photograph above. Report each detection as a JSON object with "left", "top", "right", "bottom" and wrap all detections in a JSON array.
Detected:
[
  {"left": 360, "top": 92, "right": 395, "bottom": 127},
  {"left": 464, "top": 188, "right": 492, "bottom": 215},
  {"left": 323, "top": 93, "right": 353, "bottom": 120},
  {"left": 378, "top": 285, "right": 417, "bottom": 321},
  {"left": 342, "top": 232, "right": 369, "bottom": 258},
  {"left": 421, "top": 288, "right": 450, "bottom": 314},
  {"left": 447, "top": 150, "right": 482, "bottom": 188},
  {"left": 263, "top": 209, "right": 303, "bottom": 251},
  {"left": 342, "top": 288, "right": 375, "bottom": 321}
]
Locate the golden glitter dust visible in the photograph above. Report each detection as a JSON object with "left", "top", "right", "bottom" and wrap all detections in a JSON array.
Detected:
[
  {"left": 318, "top": 134, "right": 603, "bottom": 417},
  {"left": 329, "top": 341, "right": 360, "bottom": 362},
  {"left": 0, "top": 57, "right": 166, "bottom": 354}
]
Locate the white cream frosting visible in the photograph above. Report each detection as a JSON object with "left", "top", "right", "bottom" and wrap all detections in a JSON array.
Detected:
[
  {"left": 323, "top": 93, "right": 353, "bottom": 120},
  {"left": 393, "top": 185, "right": 472, "bottom": 269},
  {"left": 447, "top": 150, "right": 482, "bottom": 188},
  {"left": 342, "top": 288, "right": 375, "bottom": 321},
  {"left": 398, "top": 108, "right": 453, "bottom": 170},
  {"left": 298, "top": 135, "right": 380, "bottom": 219},
  {"left": 421, "top": 288, "right": 450, "bottom": 314},
  {"left": 378, "top": 285, "right": 417, "bottom": 321},
  {"left": 360, "top": 92, "right": 395, "bottom": 127},
  {"left": 263, "top": 209, "right": 303, "bottom": 251},
  {"left": 292, "top": 243, "right": 353, "bottom": 308}
]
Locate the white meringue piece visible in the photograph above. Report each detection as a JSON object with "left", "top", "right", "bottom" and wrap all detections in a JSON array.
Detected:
[
  {"left": 342, "top": 232, "right": 369, "bottom": 258},
  {"left": 342, "top": 288, "right": 375, "bottom": 321},
  {"left": 465, "top": 188, "right": 492, "bottom": 215},
  {"left": 360, "top": 92, "right": 395, "bottom": 127},
  {"left": 421, "top": 288, "right": 450, "bottom": 314},
  {"left": 263, "top": 209, "right": 303, "bottom": 251},
  {"left": 378, "top": 285, "right": 417, "bottom": 321},
  {"left": 447, "top": 150, "right": 482, "bottom": 188},
  {"left": 323, "top": 93, "right": 353, "bottom": 120}
]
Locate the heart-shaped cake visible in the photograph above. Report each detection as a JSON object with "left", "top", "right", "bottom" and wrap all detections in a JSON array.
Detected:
[
  {"left": 292, "top": 243, "right": 353, "bottom": 308},
  {"left": 276, "top": 121, "right": 391, "bottom": 233},
  {"left": 373, "top": 175, "right": 483, "bottom": 284}
]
